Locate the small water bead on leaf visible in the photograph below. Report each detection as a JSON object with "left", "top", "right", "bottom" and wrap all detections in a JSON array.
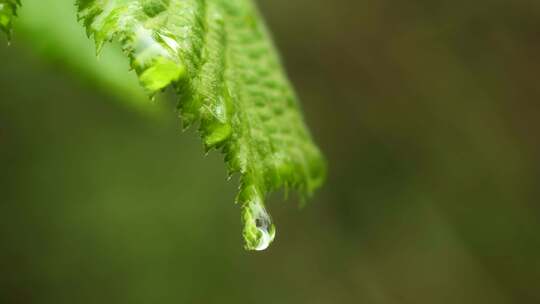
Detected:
[
  {"left": 157, "top": 31, "right": 180, "bottom": 54},
  {"left": 242, "top": 197, "right": 276, "bottom": 251},
  {"left": 130, "top": 26, "right": 185, "bottom": 93},
  {"left": 139, "top": 56, "right": 185, "bottom": 92}
]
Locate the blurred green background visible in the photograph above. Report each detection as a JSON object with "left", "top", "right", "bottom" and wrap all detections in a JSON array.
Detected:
[{"left": 1, "top": 0, "right": 540, "bottom": 303}]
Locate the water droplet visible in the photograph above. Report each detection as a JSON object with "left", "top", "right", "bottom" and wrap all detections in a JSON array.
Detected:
[
  {"left": 244, "top": 199, "right": 276, "bottom": 251},
  {"left": 133, "top": 26, "right": 170, "bottom": 60},
  {"left": 158, "top": 31, "right": 180, "bottom": 54}
]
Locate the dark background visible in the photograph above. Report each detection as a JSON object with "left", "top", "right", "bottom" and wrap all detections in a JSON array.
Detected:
[{"left": 1, "top": 0, "right": 539, "bottom": 303}]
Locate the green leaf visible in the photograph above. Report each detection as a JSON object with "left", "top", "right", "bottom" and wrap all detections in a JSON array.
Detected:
[
  {"left": 0, "top": 0, "right": 20, "bottom": 39},
  {"left": 77, "top": 0, "right": 327, "bottom": 251}
]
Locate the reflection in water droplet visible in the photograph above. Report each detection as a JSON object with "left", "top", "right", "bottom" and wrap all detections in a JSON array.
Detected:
[
  {"left": 247, "top": 199, "right": 276, "bottom": 251},
  {"left": 158, "top": 32, "right": 180, "bottom": 54},
  {"left": 133, "top": 25, "right": 170, "bottom": 62}
]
